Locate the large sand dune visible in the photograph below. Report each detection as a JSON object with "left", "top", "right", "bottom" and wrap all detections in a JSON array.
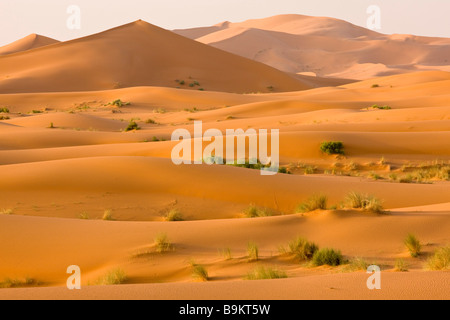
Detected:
[{"left": 175, "top": 14, "right": 450, "bottom": 79}]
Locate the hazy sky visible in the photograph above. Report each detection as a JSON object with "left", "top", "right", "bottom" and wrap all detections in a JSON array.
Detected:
[{"left": 1, "top": 0, "right": 449, "bottom": 46}]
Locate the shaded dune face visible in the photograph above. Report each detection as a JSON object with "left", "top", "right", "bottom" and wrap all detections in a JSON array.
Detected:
[
  {"left": 175, "top": 14, "right": 450, "bottom": 80},
  {"left": 0, "top": 16, "right": 449, "bottom": 300},
  {"left": 0, "top": 20, "right": 310, "bottom": 94}
]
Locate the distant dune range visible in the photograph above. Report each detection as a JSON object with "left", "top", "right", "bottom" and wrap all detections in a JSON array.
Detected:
[
  {"left": 0, "top": 16, "right": 449, "bottom": 300},
  {"left": 175, "top": 14, "right": 450, "bottom": 79}
]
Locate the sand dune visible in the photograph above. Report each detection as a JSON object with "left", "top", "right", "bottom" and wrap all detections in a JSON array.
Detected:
[
  {"left": 0, "top": 34, "right": 59, "bottom": 56},
  {"left": 0, "top": 20, "right": 310, "bottom": 94},
  {"left": 0, "top": 16, "right": 449, "bottom": 300},
  {"left": 175, "top": 14, "right": 450, "bottom": 79}
]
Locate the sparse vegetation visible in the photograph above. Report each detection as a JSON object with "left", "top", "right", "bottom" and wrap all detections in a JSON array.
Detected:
[
  {"left": 79, "top": 212, "right": 90, "bottom": 219},
  {"left": 0, "top": 116, "right": 9, "bottom": 120},
  {"left": 245, "top": 266, "right": 287, "bottom": 280},
  {"left": 98, "top": 268, "right": 127, "bottom": 285},
  {"left": 153, "top": 108, "right": 167, "bottom": 114},
  {"left": 102, "top": 209, "right": 114, "bottom": 221},
  {"left": 371, "top": 104, "right": 391, "bottom": 110},
  {"left": 320, "top": 141, "right": 344, "bottom": 155},
  {"left": 145, "top": 118, "right": 157, "bottom": 124},
  {"left": 312, "top": 248, "right": 343, "bottom": 266},
  {"left": 426, "top": 246, "right": 450, "bottom": 270},
  {"left": 394, "top": 259, "right": 408, "bottom": 272},
  {"left": 371, "top": 84, "right": 380, "bottom": 88},
  {"left": 0, "top": 107, "right": 9, "bottom": 113},
  {"left": 48, "top": 122, "right": 55, "bottom": 129},
  {"left": 125, "top": 120, "right": 140, "bottom": 132},
  {"left": 190, "top": 262, "right": 209, "bottom": 281},
  {"left": 219, "top": 248, "right": 233, "bottom": 260},
  {"left": 296, "top": 194, "right": 328, "bottom": 213},
  {"left": 285, "top": 237, "right": 319, "bottom": 261},
  {"left": 243, "top": 204, "right": 274, "bottom": 218},
  {"left": 107, "top": 99, "right": 130, "bottom": 108},
  {"left": 343, "top": 192, "right": 384, "bottom": 214},
  {"left": 0, "top": 208, "right": 14, "bottom": 215},
  {"left": 0, "top": 277, "right": 38, "bottom": 288},
  {"left": 404, "top": 233, "right": 421, "bottom": 258},
  {"left": 165, "top": 208, "right": 184, "bottom": 221},
  {"left": 247, "top": 242, "right": 259, "bottom": 262},
  {"left": 346, "top": 257, "right": 369, "bottom": 271},
  {"left": 154, "top": 233, "right": 172, "bottom": 253}
]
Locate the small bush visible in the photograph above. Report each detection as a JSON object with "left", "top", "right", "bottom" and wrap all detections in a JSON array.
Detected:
[
  {"left": 165, "top": 209, "right": 184, "bottom": 221},
  {"left": 243, "top": 204, "right": 273, "bottom": 218},
  {"left": 125, "top": 121, "right": 140, "bottom": 132},
  {"left": 296, "top": 194, "right": 327, "bottom": 213},
  {"left": 190, "top": 262, "right": 209, "bottom": 281},
  {"left": 102, "top": 210, "right": 114, "bottom": 221},
  {"left": 0, "top": 208, "right": 14, "bottom": 215},
  {"left": 371, "top": 84, "right": 380, "bottom": 88},
  {"left": 79, "top": 212, "right": 90, "bottom": 219},
  {"left": 320, "top": 141, "right": 344, "bottom": 155},
  {"left": 312, "top": 248, "right": 343, "bottom": 266},
  {"left": 99, "top": 268, "right": 127, "bottom": 285},
  {"left": 287, "top": 237, "right": 318, "bottom": 260},
  {"left": 247, "top": 242, "right": 259, "bottom": 262},
  {"left": 145, "top": 118, "right": 157, "bottom": 124},
  {"left": 0, "top": 116, "right": 9, "bottom": 120},
  {"left": 344, "top": 192, "right": 384, "bottom": 213},
  {"left": 394, "top": 259, "right": 408, "bottom": 272},
  {"left": 427, "top": 246, "right": 450, "bottom": 270},
  {"left": 245, "top": 266, "right": 287, "bottom": 280},
  {"left": 0, "top": 107, "right": 9, "bottom": 113},
  {"left": 404, "top": 233, "right": 421, "bottom": 258},
  {"left": 219, "top": 248, "right": 232, "bottom": 260},
  {"left": 0, "top": 277, "right": 37, "bottom": 288},
  {"left": 154, "top": 233, "right": 172, "bottom": 253},
  {"left": 108, "top": 99, "right": 130, "bottom": 107}
]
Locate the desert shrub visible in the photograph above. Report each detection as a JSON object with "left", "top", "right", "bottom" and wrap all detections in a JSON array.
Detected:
[
  {"left": 154, "top": 233, "right": 172, "bottom": 253},
  {"left": 304, "top": 166, "right": 317, "bottom": 174},
  {"left": 243, "top": 204, "right": 273, "bottom": 218},
  {"left": 0, "top": 116, "right": 9, "bottom": 120},
  {"left": 108, "top": 99, "right": 130, "bottom": 107},
  {"left": 0, "top": 208, "right": 14, "bottom": 215},
  {"left": 296, "top": 194, "right": 328, "bottom": 213},
  {"left": 0, "top": 107, "right": 9, "bottom": 113},
  {"left": 286, "top": 237, "right": 318, "bottom": 260},
  {"left": 404, "top": 233, "right": 421, "bottom": 258},
  {"left": 145, "top": 118, "right": 157, "bottom": 124},
  {"left": 371, "top": 104, "right": 391, "bottom": 110},
  {"left": 344, "top": 192, "right": 384, "bottom": 213},
  {"left": 125, "top": 120, "right": 140, "bottom": 132},
  {"left": 247, "top": 242, "right": 259, "bottom": 262},
  {"left": 79, "top": 212, "right": 90, "bottom": 219},
  {"left": 0, "top": 277, "right": 37, "bottom": 288},
  {"left": 102, "top": 210, "right": 113, "bottom": 221},
  {"left": 320, "top": 141, "right": 344, "bottom": 155},
  {"left": 394, "top": 259, "right": 408, "bottom": 272},
  {"left": 219, "top": 248, "right": 232, "bottom": 260},
  {"left": 190, "top": 262, "right": 209, "bottom": 281},
  {"left": 346, "top": 257, "right": 369, "bottom": 271},
  {"left": 245, "top": 266, "right": 287, "bottom": 280},
  {"left": 99, "top": 268, "right": 127, "bottom": 285},
  {"left": 165, "top": 209, "right": 184, "bottom": 221},
  {"left": 312, "top": 248, "right": 343, "bottom": 266},
  {"left": 278, "top": 167, "right": 291, "bottom": 174},
  {"left": 371, "top": 84, "right": 380, "bottom": 88},
  {"left": 427, "top": 246, "right": 450, "bottom": 270}
]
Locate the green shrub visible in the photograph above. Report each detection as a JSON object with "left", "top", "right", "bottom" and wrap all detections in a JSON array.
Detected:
[
  {"left": 404, "top": 233, "right": 421, "bottom": 258},
  {"left": 243, "top": 204, "right": 273, "bottom": 218},
  {"left": 287, "top": 237, "right": 318, "bottom": 260},
  {"left": 394, "top": 259, "right": 408, "bottom": 272},
  {"left": 125, "top": 121, "right": 140, "bottom": 132},
  {"left": 296, "top": 194, "right": 328, "bottom": 213},
  {"left": 245, "top": 266, "right": 287, "bottom": 280},
  {"left": 99, "top": 268, "right": 127, "bottom": 285},
  {"left": 190, "top": 262, "right": 209, "bottom": 281},
  {"left": 165, "top": 209, "right": 184, "bottom": 221},
  {"left": 427, "top": 246, "right": 450, "bottom": 270},
  {"left": 344, "top": 192, "right": 384, "bottom": 213},
  {"left": 320, "top": 141, "right": 344, "bottom": 155},
  {"left": 0, "top": 107, "right": 9, "bottom": 113},
  {"left": 219, "top": 248, "right": 232, "bottom": 260},
  {"left": 247, "top": 242, "right": 259, "bottom": 262},
  {"left": 155, "top": 233, "right": 172, "bottom": 253},
  {"left": 312, "top": 248, "right": 343, "bottom": 266}
]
